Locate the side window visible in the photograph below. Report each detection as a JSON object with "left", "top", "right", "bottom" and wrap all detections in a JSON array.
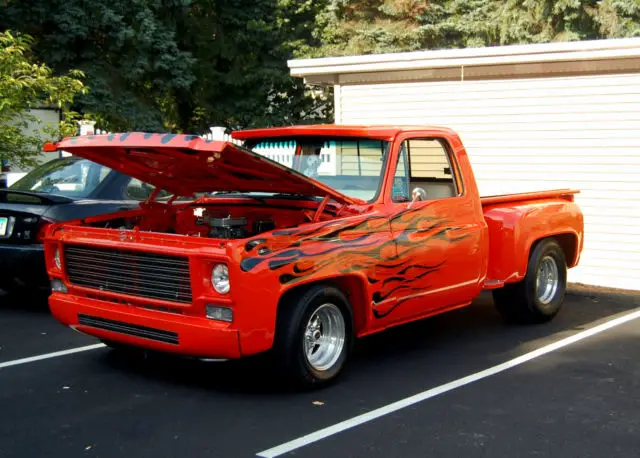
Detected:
[
  {"left": 10, "top": 158, "right": 112, "bottom": 198},
  {"left": 391, "top": 143, "right": 410, "bottom": 202},
  {"left": 125, "top": 178, "right": 172, "bottom": 201},
  {"left": 392, "top": 138, "right": 460, "bottom": 202}
]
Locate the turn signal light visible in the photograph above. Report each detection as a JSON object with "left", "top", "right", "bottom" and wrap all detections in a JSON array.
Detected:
[
  {"left": 206, "top": 305, "right": 233, "bottom": 322},
  {"left": 42, "top": 142, "right": 58, "bottom": 152},
  {"left": 50, "top": 278, "right": 68, "bottom": 293}
]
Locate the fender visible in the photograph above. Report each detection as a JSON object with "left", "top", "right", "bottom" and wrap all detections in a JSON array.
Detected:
[{"left": 484, "top": 199, "right": 584, "bottom": 284}]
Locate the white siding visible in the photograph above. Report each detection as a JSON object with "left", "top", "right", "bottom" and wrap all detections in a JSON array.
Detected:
[
  {"left": 10, "top": 109, "right": 62, "bottom": 172},
  {"left": 339, "top": 73, "right": 640, "bottom": 291}
]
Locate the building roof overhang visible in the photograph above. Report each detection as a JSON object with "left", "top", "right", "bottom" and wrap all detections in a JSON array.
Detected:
[{"left": 288, "top": 38, "right": 640, "bottom": 85}]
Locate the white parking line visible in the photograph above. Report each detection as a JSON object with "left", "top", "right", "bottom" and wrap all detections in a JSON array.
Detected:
[
  {"left": 257, "top": 307, "right": 640, "bottom": 458},
  {"left": 0, "top": 343, "right": 106, "bottom": 370}
]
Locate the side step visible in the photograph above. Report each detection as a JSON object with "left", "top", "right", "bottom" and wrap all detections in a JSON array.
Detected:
[{"left": 483, "top": 279, "right": 505, "bottom": 290}]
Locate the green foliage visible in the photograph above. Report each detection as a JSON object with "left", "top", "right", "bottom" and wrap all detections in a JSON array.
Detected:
[
  {"left": 1, "top": 0, "right": 332, "bottom": 133},
  {"left": 1, "top": 0, "right": 195, "bottom": 132},
  {"left": 310, "top": 0, "right": 428, "bottom": 56},
  {"left": 170, "top": 0, "right": 331, "bottom": 131},
  {"left": 0, "top": 31, "right": 85, "bottom": 167},
  {"left": 419, "top": 0, "right": 500, "bottom": 48},
  {"left": 310, "top": 0, "right": 640, "bottom": 57},
  {"left": 496, "top": 0, "right": 600, "bottom": 43},
  {"left": 593, "top": 0, "right": 640, "bottom": 38}
]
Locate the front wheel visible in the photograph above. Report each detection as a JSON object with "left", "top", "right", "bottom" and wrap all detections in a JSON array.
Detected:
[
  {"left": 493, "top": 238, "right": 567, "bottom": 324},
  {"left": 274, "top": 285, "right": 353, "bottom": 388}
]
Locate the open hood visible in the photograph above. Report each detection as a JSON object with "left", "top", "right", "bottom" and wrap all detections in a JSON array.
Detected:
[{"left": 48, "top": 133, "right": 361, "bottom": 205}]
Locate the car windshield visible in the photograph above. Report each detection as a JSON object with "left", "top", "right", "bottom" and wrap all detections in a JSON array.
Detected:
[
  {"left": 10, "top": 157, "right": 112, "bottom": 198},
  {"left": 246, "top": 137, "right": 390, "bottom": 202}
]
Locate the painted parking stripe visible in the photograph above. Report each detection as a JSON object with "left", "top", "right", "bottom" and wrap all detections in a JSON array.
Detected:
[
  {"left": 0, "top": 343, "right": 106, "bottom": 370},
  {"left": 257, "top": 307, "right": 640, "bottom": 458}
]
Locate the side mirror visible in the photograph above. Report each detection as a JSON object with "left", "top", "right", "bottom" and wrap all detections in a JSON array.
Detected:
[{"left": 408, "top": 187, "right": 426, "bottom": 209}]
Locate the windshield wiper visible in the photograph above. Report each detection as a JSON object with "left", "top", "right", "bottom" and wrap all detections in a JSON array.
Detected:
[
  {"left": 206, "top": 192, "right": 267, "bottom": 204},
  {"left": 271, "top": 193, "right": 319, "bottom": 200}
]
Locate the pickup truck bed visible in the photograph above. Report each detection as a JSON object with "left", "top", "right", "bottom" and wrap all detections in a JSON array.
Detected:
[
  {"left": 481, "top": 189, "right": 579, "bottom": 207},
  {"left": 482, "top": 189, "right": 583, "bottom": 289}
]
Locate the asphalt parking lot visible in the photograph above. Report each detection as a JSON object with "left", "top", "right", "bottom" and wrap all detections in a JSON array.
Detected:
[{"left": 1, "top": 287, "right": 639, "bottom": 458}]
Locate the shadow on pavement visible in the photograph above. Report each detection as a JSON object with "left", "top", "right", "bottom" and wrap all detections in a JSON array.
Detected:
[
  {"left": 0, "top": 289, "right": 52, "bottom": 312},
  {"left": 95, "top": 288, "right": 639, "bottom": 396}
]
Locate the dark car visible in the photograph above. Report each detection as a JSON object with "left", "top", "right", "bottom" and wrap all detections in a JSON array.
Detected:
[{"left": 0, "top": 156, "right": 168, "bottom": 294}]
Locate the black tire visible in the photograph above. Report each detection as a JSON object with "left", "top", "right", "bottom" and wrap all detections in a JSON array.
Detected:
[
  {"left": 493, "top": 238, "right": 567, "bottom": 324},
  {"left": 274, "top": 284, "right": 353, "bottom": 389}
]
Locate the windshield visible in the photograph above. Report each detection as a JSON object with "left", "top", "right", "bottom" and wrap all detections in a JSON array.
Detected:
[
  {"left": 246, "top": 137, "right": 390, "bottom": 202},
  {"left": 10, "top": 157, "right": 112, "bottom": 198}
]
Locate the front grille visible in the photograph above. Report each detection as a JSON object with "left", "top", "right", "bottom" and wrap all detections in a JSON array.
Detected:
[
  {"left": 64, "top": 245, "right": 192, "bottom": 303},
  {"left": 78, "top": 314, "right": 179, "bottom": 344}
]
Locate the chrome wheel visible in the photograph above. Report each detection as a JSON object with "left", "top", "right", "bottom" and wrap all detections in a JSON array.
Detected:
[
  {"left": 536, "top": 256, "right": 559, "bottom": 305},
  {"left": 303, "top": 303, "right": 346, "bottom": 372}
]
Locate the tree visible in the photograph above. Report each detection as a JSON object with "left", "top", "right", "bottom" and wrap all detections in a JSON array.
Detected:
[
  {"left": 1, "top": 0, "right": 195, "bottom": 132},
  {"left": 309, "top": 0, "right": 640, "bottom": 57},
  {"left": 419, "top": 0, "right": 500, "bottom": 48},
  {"left": 496, "top": 0, "right": 601, "bottom": 43},
  {"left": 169, "top": 0, "right": 332, "bottom": 132},
  {"left": 310, "top": 0, "right": 429, "bottom": 57},
  {"left": 0, "top": 31, "right": 85, "bottom": 168},
  {"left": 589, "top": 0, "right": 640, "bottom": 38},
  {"left": 1, "top": 0, "right": 333, "bottom": 133}
]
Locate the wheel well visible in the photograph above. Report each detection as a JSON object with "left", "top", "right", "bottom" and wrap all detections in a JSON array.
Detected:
[
  {"left": 530, "top": 233, "right": 578, "bottom": 267},
  {"left": 278, "top": 276, "right": 369, "bottom": 335},
  {"left": 554, "top": 233, "right": 579, "bottom": 267}
]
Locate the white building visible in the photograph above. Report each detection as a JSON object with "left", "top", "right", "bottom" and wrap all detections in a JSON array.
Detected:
[
  {"left": 287, "top": 38, "right": 640, "bottom": 291},
  {"left": 1, "top": 108, "right": 62, "bottom": 186}
]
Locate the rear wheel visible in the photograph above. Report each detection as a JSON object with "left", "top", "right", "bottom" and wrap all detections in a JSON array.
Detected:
[
  {"left": 493, "top": 238, "right": 567, "bottom": 324},
  {"left": 274, "top": 284, "right": 353, "bottom": 388}
]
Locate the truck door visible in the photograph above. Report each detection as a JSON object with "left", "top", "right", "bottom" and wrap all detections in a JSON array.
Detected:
[{"left": 377, "top": 136, "right": 487, "bottom": 324}]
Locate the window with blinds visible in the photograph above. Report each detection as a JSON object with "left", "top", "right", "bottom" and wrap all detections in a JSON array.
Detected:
[
  {"left": 392, "top": 138, "right": 459, "bottom": 202},
  {"left": 335, "top": 140, "right": 386, "bottom": 177}
]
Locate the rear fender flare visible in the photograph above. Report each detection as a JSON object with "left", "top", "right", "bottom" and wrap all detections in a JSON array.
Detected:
[
  {"left": 484, "top": 200, "right": 583, "bottom": 284},
  {"left": 518, "top": 231, "right": 582, "bottom": 281}
]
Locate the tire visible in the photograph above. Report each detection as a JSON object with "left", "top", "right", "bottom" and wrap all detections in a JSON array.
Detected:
[
  {"left": 493, "top": 238, "right": 567, "bottom": 324},
  {"left": 274, "top": 284, "right": 353, "bottom": 388}
]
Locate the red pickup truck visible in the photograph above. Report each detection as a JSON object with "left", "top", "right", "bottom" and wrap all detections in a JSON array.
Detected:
[{"left": 43, "top": 126, "right": 583, "bottom": 387}]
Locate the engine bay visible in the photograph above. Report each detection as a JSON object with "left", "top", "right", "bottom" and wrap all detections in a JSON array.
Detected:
[{"left": 90, "top": 198, "right": 356, "bottom": 240}]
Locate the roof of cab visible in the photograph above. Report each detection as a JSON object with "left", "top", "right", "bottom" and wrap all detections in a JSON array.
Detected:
[{"left": 232, "top": 124, "right": 457, "bottom": 141}]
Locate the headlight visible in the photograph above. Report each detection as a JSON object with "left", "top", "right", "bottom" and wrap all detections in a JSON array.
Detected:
[
  {"left": 54, "top": 247, "right": 62, "bottom": 270},
  {"left": 211, "top": 264, "right": 230, "bottom": 294}
]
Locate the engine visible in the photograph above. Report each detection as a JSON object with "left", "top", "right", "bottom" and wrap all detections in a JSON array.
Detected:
[
  {"left": 209, "top": 215, "right": 249, "bottom": 239},
  {"left": 193, "top": 208, "right": 276, "bottom": 239}
]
